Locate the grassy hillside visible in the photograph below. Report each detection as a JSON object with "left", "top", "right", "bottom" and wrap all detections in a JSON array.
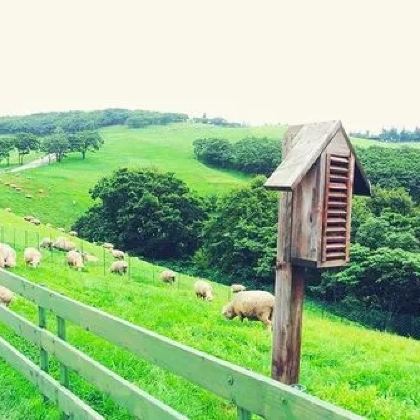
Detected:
[
  {"left": 0, "top": 123, "right": 285, "bottom": 228},
  {"left": 0, "top": 210, "right": 418, "bottom": 419}
]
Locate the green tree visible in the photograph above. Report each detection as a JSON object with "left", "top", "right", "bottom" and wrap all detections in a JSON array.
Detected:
[
  {"left": 14, "top": 133, "right": 39, "bottom": 164},
  {"left": 68, "top": 131, "right": 104, "bottom": 159},
  {"left": 41, "top": 128, "right": 70, "bottom": 162},
  {"left": 200, "top": 176, "right": 278, "bottom": 287},
  {"left": 0, "top": 137, "right": 15, "bottom": 166},
  {"left": 73, "top": 168, "right": 207, "bottom": 258}
]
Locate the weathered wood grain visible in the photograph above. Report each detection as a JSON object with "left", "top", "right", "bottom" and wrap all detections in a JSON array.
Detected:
[{"left": 265, "top": 121, "right": 341, "bottom": 190}]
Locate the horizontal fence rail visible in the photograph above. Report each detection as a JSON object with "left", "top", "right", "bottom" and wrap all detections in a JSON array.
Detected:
[
  {"left": 0, "top": 269, "right": 361, "bottom": 419},
  {"left": 0, "top": 335, "right": 104, "bottom": 419},
  {"left": 0, "top": 304, "right": 186, "bottom": 419}
]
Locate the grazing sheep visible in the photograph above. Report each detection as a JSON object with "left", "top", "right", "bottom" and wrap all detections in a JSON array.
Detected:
[
  {"left": 0, "top": 286, "right": 14, "bottom": 306},
  {"left": 0, "top": 243, "right": 17, "bottom": 268},
  {"left": 24, "top": 215, "right": 34, "bottom": 222},
  {"left": 4, "top": 208, "right": 11, "bottom": 212},
  {"left": 57, "top": 227, "right": 65, "bottom": 232},
  {"left": 67, "top": 250, "right": 84, "bottom": 271},
  {"left": 231, "top": 284, "right": 246, "bottom": 293},
  {"left": 31, "top": 218, "right": 41, "bottom": 225},
  {"left": 53, "top": 237, "right": 76, "bottom": 252},
  {"left": 160, "top": 270, "right": 176, "bottom": 283},
  {"left": 40, "top": 237, "right": 53, "bottom": 249},
  {"left": 110, "top": 260, "right": 128, "bottom": 275},
  {"left": 111, "top": 249, "right": 125, "bottom": 259},
  {"left": 194, "top": 280, "right": 214, "bottom": 301},
  {"left": 222, "top": 291, "right": 275, "bottom": 329},
  {"left": 103, "top": 242, "right": 114, "bottom": 250},
  {"left": 69, "top": 231, "right": 78, "bottom": 237},
  {"left": 24, "top": 247, "right": 42, "bottom": 268}
]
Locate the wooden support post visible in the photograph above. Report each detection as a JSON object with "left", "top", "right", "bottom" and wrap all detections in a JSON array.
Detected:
[
  {"left": 57, "top": 316, "right": 70, "bottom": 388},
  {"left": 237, "top": 406, "right": 252, "bottom": 419},
  {"left": 38, "top": 306, "right": 49, "bottom": 373},
  {"left": 271, "top": 127, "right": 306, "bottom": 385}
]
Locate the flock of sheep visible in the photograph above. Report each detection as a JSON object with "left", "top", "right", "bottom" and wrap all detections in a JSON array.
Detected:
[{"left": 0, "top": 219, "right": 275, "bottom": 329}]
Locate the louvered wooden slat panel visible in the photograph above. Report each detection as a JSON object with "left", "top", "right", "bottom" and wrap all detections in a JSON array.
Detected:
[
  {"left": 321, "top": 153, "right": 353, "bottom": 265},
  {"left": 330, "top": 156, "right": 349, "bottom": 165}
]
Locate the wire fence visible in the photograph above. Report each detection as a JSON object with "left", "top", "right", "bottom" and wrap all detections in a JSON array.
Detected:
[
  {"left": 0, "top": 223, "right": 233, "bottom": 302},
  {"left": 308, "top": 297, "right": 420, "bottom": 339}
]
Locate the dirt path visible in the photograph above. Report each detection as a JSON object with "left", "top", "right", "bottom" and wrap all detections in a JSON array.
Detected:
[{"left": 3, "top": 154, "right": 56, "bottom": 173}]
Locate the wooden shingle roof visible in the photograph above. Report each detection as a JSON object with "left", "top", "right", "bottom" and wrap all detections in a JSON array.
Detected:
[{"left": 265, "top": 120, "right": 371, "bottom": 196}]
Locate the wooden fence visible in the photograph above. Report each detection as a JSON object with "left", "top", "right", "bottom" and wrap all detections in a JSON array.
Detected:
[{"left": 0, "top": 269, "right": 362, "bottom": 419}]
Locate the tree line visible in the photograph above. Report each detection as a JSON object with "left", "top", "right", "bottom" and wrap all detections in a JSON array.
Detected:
[
  {"left": 0, "top": 129, "right": 104, "bottom": 165},
  {"left": 194, "top": 137, "right": 420, "bottom": 204},
  {"left": 0, "top": 109, "right": 188, "bottom": 136},
  {"left": 351, "top": 127, "right": 420, "bottom": 143},
  {"left": 193, "top": 137, "right": 282, "bottom": 176}
]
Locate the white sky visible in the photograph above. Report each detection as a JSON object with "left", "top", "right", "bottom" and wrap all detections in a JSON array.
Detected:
[{"left": 0, "top": 0, "right": 419, "bottom": 132}]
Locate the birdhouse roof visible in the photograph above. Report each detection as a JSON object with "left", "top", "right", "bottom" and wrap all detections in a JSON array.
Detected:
[{"left": 265, "top": 120, "right": 371, "bottom": 196}]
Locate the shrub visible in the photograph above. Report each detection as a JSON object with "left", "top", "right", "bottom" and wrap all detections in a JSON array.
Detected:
[{"left": 73, "top": 168, "right": 207, "bottom": 258}]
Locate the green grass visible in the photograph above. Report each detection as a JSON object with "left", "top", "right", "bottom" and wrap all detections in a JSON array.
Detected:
[
  {"left": 0, "top": 210, "right": 418, "bottom": 419},
  {"left": 0, "top": 123, "right": 285, "bottom": 229}
]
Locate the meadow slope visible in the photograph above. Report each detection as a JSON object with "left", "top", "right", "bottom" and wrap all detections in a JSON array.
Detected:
[
  {"left": 0, "top": 123, "right": 286, "bottom": 228},
  {"left": 0, "top": 210, "right": 418, "bottom": 419}
]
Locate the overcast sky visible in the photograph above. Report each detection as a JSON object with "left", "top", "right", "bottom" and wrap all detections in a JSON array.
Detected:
[{"left": 0, "top": 0, "right": 419, "bottom": 132}]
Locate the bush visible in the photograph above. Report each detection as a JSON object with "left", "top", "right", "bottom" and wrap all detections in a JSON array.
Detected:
[
  {"left": 311, "top": 244, "right": 420, "bottom": 317},
  {"left": 73, "top": 168, "right": 207, "bottom": 259},
  {"left": 193, "top": 138, "right": 233, "bottom": 167}
]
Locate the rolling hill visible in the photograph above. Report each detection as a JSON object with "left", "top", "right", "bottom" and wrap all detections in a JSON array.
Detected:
[
  {"left": 0, "top": 210, "right": 418, "bottom": 419},
  {"left": 0, "top": 123, "right": 285, "bottom": 229}
]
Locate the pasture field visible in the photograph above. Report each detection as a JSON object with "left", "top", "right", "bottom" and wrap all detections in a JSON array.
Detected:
[
  {"left": 0, "top": 210, "right": 418, "bottom": 419},
  {"left": 0, "top": 123, "right": 285, "bottom": 229}
]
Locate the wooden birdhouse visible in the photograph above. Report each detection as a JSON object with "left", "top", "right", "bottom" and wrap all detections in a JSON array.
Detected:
[{"left": 265, "top": 120, "right": 371, "bottom": 268}]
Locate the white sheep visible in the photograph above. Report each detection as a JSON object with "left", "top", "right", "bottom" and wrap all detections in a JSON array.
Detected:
[
  {"left": 231, "top": 284, "right": 246, "bottom": 293},
  {"left": 194, "top": 280, "right": 214, "bottom": 301},
  {"left": 24, "top": 215, "right": 34, "bottom": 222},
  {"left": 69, "top": 231, "right": 78, "bottom": 237},
  {"left": 110, "top": 260, "right": 128, "bottom": 275},
  {"left": 103, "top": 242, "right": 114, "bottom": 250},
  {"left": 53, "top": 237, "right": 76, "bottom": 252},
  {"left": 160, "top": 269, "right": 176, "bottom": 283},
  {"left": 67, "top": 250, "right": 84, "bottom": 271},
  {"left": 31, "top": 218, "right": 41, "bottom": 226},
  {"left": 57, "top": 227, "right": 65, "bottom": 232},
  {"left": 24, "top": 247, "right": 42, "bottom": 268},
  {"left": 0, "top": 286, "right": 14, "bottom": 306},
  {"left": 4, "top": 208, "right": 11, "bottom": 212},
  {"left": 40, "top": 237, "right": 53, "bottom": 249},
  {"left": 0, "top": 243, "right": 16, "bottom": 268},
  {"left": 222, "top": 290, "right": 275, "bottom": 330},
  {"left": 111, "top": 249, "right": 125, "bottom": 259}
]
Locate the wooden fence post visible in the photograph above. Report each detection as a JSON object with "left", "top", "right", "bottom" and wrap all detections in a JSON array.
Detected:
[
  {"left": 237, "top": 406, "right": 252, "bottom": 419},
  {"left": 38, "top": 305, "right": 49, "bottom": 403},
  {"left": 57, "top": 315, "right": 70, "bottom": 419}
]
